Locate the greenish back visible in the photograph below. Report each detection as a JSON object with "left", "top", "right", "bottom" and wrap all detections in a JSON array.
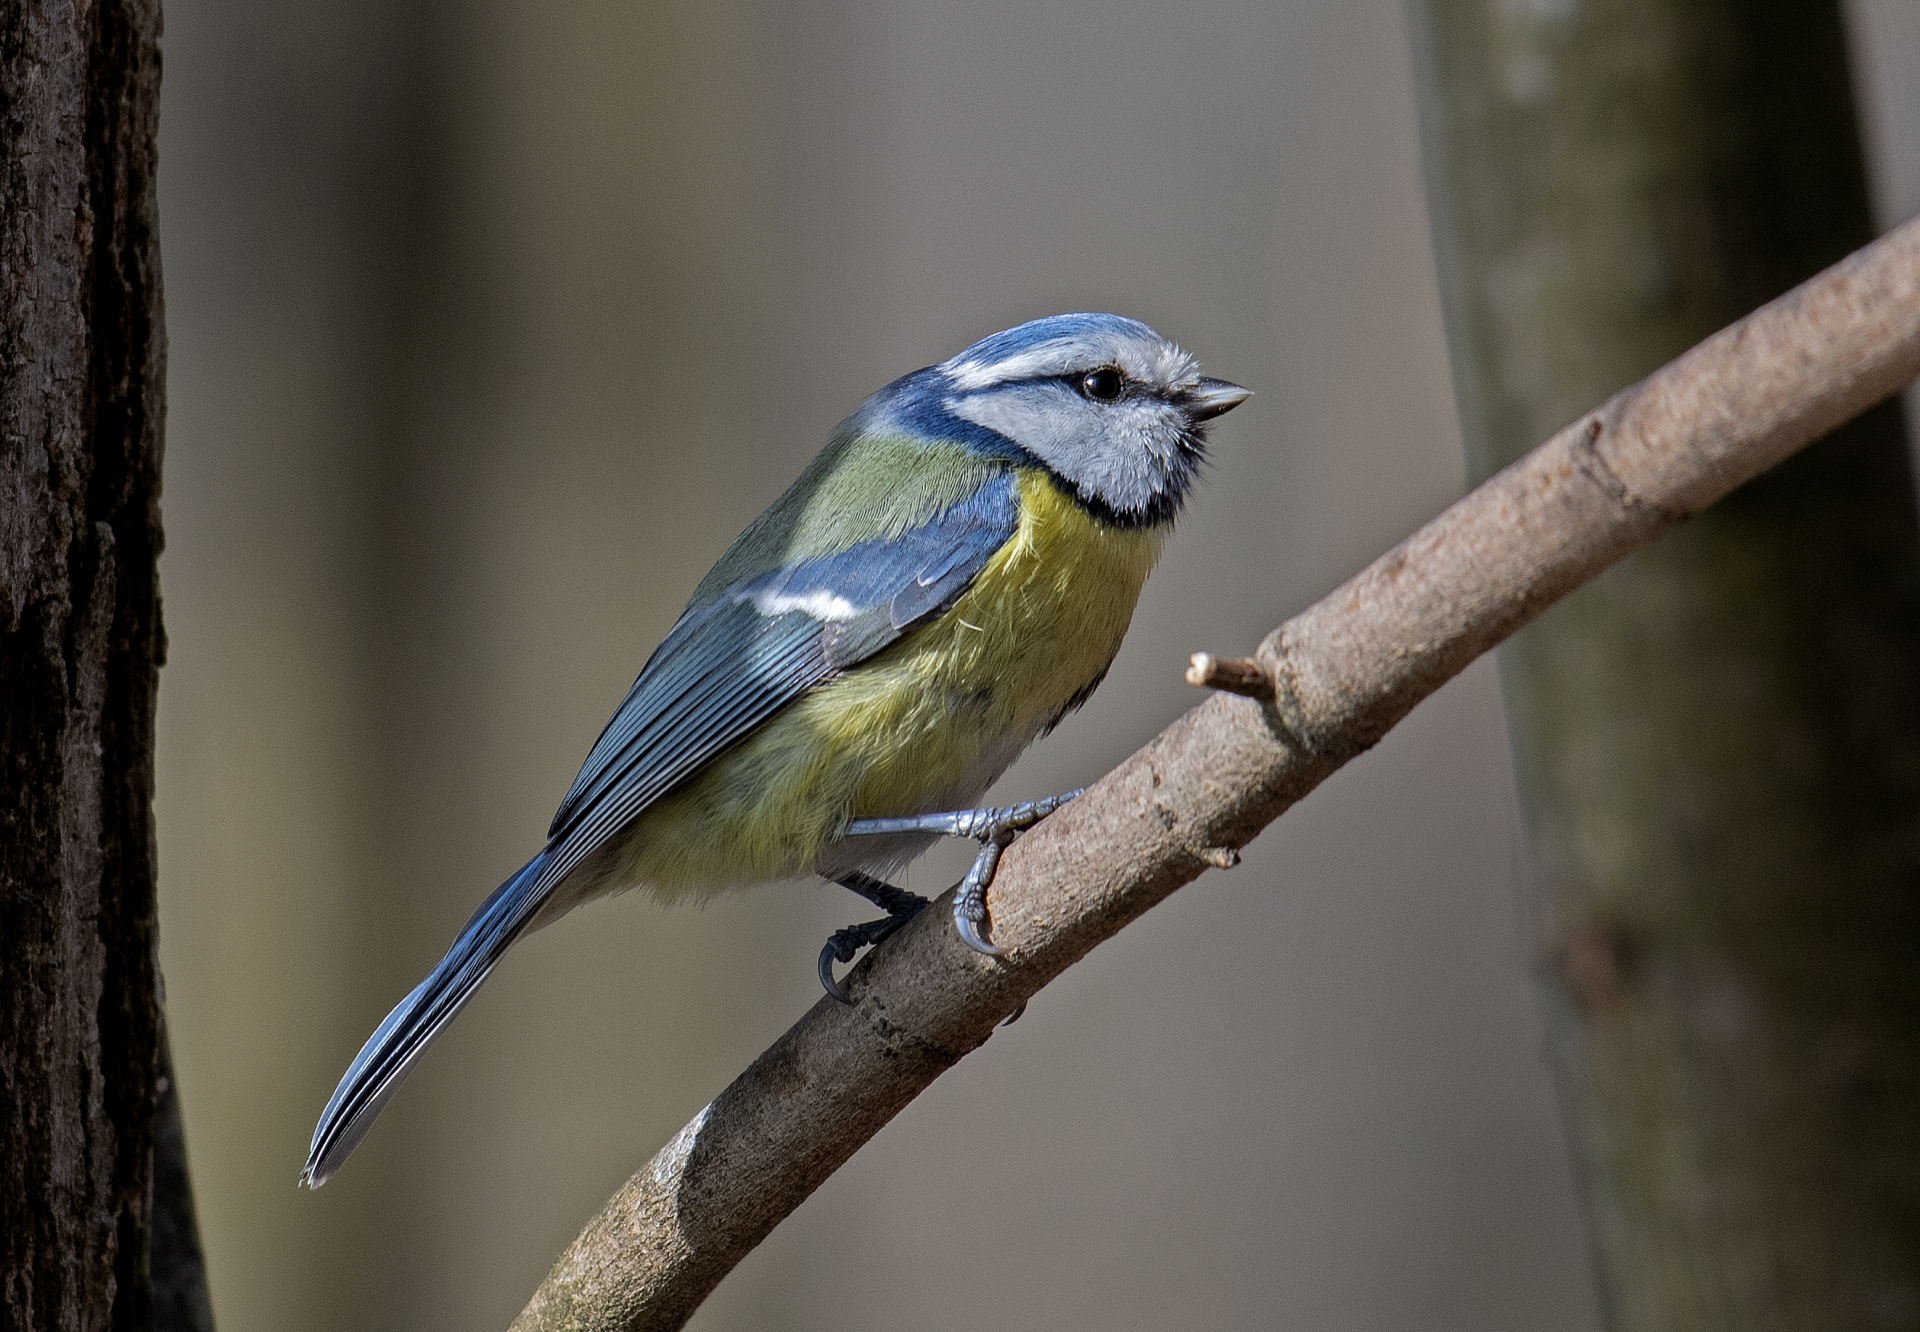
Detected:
[{"left": 688, "top": 431, "right": 1006, "bottom": 608}]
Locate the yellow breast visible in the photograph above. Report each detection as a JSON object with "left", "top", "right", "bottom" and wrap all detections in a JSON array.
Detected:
[{"left": 596, "top": 469, "right": 1165, "bottom": 900}]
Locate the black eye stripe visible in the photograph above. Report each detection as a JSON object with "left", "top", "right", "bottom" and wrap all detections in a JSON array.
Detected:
[{"left": 1079, "top": 367, "right": 1124, "bottom": 401}]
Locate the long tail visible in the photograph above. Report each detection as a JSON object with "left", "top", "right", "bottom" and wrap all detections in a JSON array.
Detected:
[{"left": 302, "top": 849, "right": 551, "bottom": 1187}]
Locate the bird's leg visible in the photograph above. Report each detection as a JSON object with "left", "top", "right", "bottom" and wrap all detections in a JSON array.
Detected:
[
  {"left": 817, "top": 871, "right": 931, "bottom": 1004},
  {"left": 835, "top": 868, "right": 930, "bottom": 918},
  {"left": 841, "top": 790, "right": 1083, "bottom": 958}
]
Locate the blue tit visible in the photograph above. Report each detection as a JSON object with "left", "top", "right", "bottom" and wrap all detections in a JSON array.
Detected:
[{"left": 302, "top": 312, "right": 1249, "bottom": 1187}]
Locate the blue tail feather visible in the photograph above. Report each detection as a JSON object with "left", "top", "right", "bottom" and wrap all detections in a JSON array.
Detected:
[{"left": 301, "top": 850, "right": 552, "bottom": 1187}]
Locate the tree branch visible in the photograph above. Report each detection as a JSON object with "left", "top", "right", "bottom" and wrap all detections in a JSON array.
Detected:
[{"left": 512, "top": 214, "right": 1920, "bottom": 1332}]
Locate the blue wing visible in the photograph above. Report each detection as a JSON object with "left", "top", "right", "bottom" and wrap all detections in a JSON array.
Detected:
[
  {"left": 543, "top": 467, "right": 1020, "bottom": 868},
  {"left": 303, "top": 468, "right": 1020, "bottom": 1186}
]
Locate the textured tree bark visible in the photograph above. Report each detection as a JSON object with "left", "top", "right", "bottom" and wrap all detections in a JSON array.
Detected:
[
  {"left": 1407, "top": 2, "right": 1920, "bottom": 1327},
  {"left": 0, "top": 0, "right": 211, "bottom": 1327}
]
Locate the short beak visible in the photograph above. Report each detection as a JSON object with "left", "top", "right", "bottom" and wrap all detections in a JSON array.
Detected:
[{"left": 1187, "top": 377, "right": 1252, "bottom": 423}]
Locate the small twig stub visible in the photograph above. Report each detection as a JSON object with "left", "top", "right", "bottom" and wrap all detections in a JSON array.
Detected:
[{"left": 1186, "top": 652, "right": 1275, "bottom": 701}]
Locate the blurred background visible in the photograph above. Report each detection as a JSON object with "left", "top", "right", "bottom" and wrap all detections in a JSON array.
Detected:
[{"left": 151, "top": 2, "right": 1920, "bottom": 1329}]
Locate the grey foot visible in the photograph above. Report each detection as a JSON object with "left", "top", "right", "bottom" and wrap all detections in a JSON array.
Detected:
[
  {"left": 818, "top": 872, "right": 930, "bottom": 1003},
  {"left": 842, "top": 790, "right": 1083, "bottom": 958}
]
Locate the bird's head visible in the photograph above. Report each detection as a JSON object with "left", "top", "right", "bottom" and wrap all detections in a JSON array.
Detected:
[{"left": 873, "top": 313, "right": 1251, "bottom": 527}]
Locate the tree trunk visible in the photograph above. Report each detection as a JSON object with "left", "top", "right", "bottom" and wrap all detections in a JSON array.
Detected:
[
  {"left": 1407, "top": 3, "right": 1920, "bottom": 1328},
  {"left": 0, "top": 0, "right": 211, "bottom": 1327}
]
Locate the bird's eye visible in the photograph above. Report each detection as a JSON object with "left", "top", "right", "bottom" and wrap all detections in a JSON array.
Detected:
[{"left": 1080, "top": 368, "right": 1124, "bottom": 402}]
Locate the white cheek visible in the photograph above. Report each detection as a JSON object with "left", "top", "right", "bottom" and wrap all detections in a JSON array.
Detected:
[
  {"left": 947, "top": 386, "right": 1176, "bottom": 516},
  {"left": 946, "top": 385, "right": 1099, "bottom": 459}
]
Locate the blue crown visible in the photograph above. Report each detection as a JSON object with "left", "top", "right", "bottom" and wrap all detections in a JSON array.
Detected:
[{"left": 944, "top": 313, "right": 1159, "bottom": 372}]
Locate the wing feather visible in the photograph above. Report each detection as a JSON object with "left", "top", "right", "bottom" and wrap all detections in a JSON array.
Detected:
[{"left": 544, "top": 470, "right": 1020, "bottom": 868}]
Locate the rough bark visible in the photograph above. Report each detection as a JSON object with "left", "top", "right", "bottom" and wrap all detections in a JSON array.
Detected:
[
  {"left": 148, "top": 1028, "right": 213, "bottom": 1332},
  {"left": 1406, "top": 2, "right": 1920, "bottom": 1327},
  {"left": 511, "top": 213, "right": 1920, "bottom": 1332},
  {"left": 0, "top": 0, "right": 211, "bottom": 1326}
]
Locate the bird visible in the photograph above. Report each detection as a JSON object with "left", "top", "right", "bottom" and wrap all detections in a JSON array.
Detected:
[{"left": 301, "top": 312, "right": 1249, "bottom": 1187}]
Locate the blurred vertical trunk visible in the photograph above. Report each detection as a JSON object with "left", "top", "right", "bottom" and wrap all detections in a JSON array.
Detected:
[
  {"left": 0, "top": 0, "right": 212, "bottom": 1327},
  {"left": 1407, "top": 2, "right": 1920, "bottom": 1328}
]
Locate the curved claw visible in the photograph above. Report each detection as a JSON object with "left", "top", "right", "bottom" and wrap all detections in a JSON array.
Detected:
[
  {"left": 840, "top": 791, "right": 1087, "bottom": 964},
  {"left": 951, "top": 833, "right": 1010, "bottom": 957},
  {"left": 818, "top": 943, "right": 853, "bottom": 1004},
  {"left": 954, "top": 904, "right": 1005, "bottom": 957},
  {"left": 818, "top": 906, "right": 919, "bottom": 1003}
]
